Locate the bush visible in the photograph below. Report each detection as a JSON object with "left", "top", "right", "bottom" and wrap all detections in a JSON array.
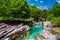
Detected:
[{"left": 50, "top": 17, "right": 60, "bottom": 27}]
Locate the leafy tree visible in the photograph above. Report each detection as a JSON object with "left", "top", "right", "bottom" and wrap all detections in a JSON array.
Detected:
[
  {"left": 51, "top": 2, "right": 60, "bottom": 17},
  {"left": 29, "top": 5, "right": 41, "bottom": 20},
  {"left": 0, "top": 0, "right": 42, "bottom": 21},
  {"left": 0, "top": 0, "right": 31, "bottom": 20}
]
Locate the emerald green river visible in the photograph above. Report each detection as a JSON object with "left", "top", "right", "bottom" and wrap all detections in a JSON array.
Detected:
[
  {"left": 15, "top": 24, "right": 44, "bottom": 40},
  {"left": 25, "top": 24, "right": 44, "bottom": 40}
]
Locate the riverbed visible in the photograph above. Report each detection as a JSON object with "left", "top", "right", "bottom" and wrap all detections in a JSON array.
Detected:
[{"left": 15, "top": 24, "right": 44, "bottom": 40}]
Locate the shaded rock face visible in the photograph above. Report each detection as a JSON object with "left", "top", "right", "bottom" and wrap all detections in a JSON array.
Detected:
[
  {"left": 28, "top": 22, "right": 33, "bottom": 27},
  {"left": 32, "top": 21, "right": 42, "bottom": 26},
  {"left": 0, "top": 20, "right": 32, "bottom": 26}
]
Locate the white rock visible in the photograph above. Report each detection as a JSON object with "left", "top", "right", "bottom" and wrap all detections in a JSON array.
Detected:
[{"left": 40, "top": 29, "right": 57, "bottom": 40}]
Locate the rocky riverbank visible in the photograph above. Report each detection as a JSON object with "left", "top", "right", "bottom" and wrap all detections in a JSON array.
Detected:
[
  {"left": 0, "top": 22, "right": 30, "bottom": 40},
  {"left": 33, "top": 21, "right": 60, "bottom": 40},
  {"left": 35, "top": 29, "right": 57, "bottom": 40},
  {"left": 0, "top": 21, "right": 60, "bottom": 40}
]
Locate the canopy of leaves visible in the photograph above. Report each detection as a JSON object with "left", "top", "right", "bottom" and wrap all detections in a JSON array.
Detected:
[
  {"left": 0, "top": 0, "right": 41, "bottom": 20},
  {"left": 51, "top": 2, "right": 60, "bottom": 17}
]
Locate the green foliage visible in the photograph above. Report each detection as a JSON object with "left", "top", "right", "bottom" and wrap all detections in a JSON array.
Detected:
[
  {"left": 0, "top": 0, "right": 60, "bottom": 27},
  {"left": 50, "top": 17, "right": 60, "bottom": 27},
  {"left": 0, "top": 0, "right": 29, "bottom": 19},
  {"left": 0, "top": 0, "right": 41, "bottom": 20},
  {"left": 51, "top": 2, "right": 60, "bottom": 17},
  {"left": 47, "top": 14, "right": 55, "bottom": 20},
  {"left": 48, "top": 2, "right": 60, "bottom": 27},
  {"left": 29, "top": 5, "right": 41, "bottom": 19}
]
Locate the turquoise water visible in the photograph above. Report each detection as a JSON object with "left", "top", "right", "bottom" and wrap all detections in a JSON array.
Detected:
[{"left": 25, "top": 24, "right": 44, "bottom": 40}]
